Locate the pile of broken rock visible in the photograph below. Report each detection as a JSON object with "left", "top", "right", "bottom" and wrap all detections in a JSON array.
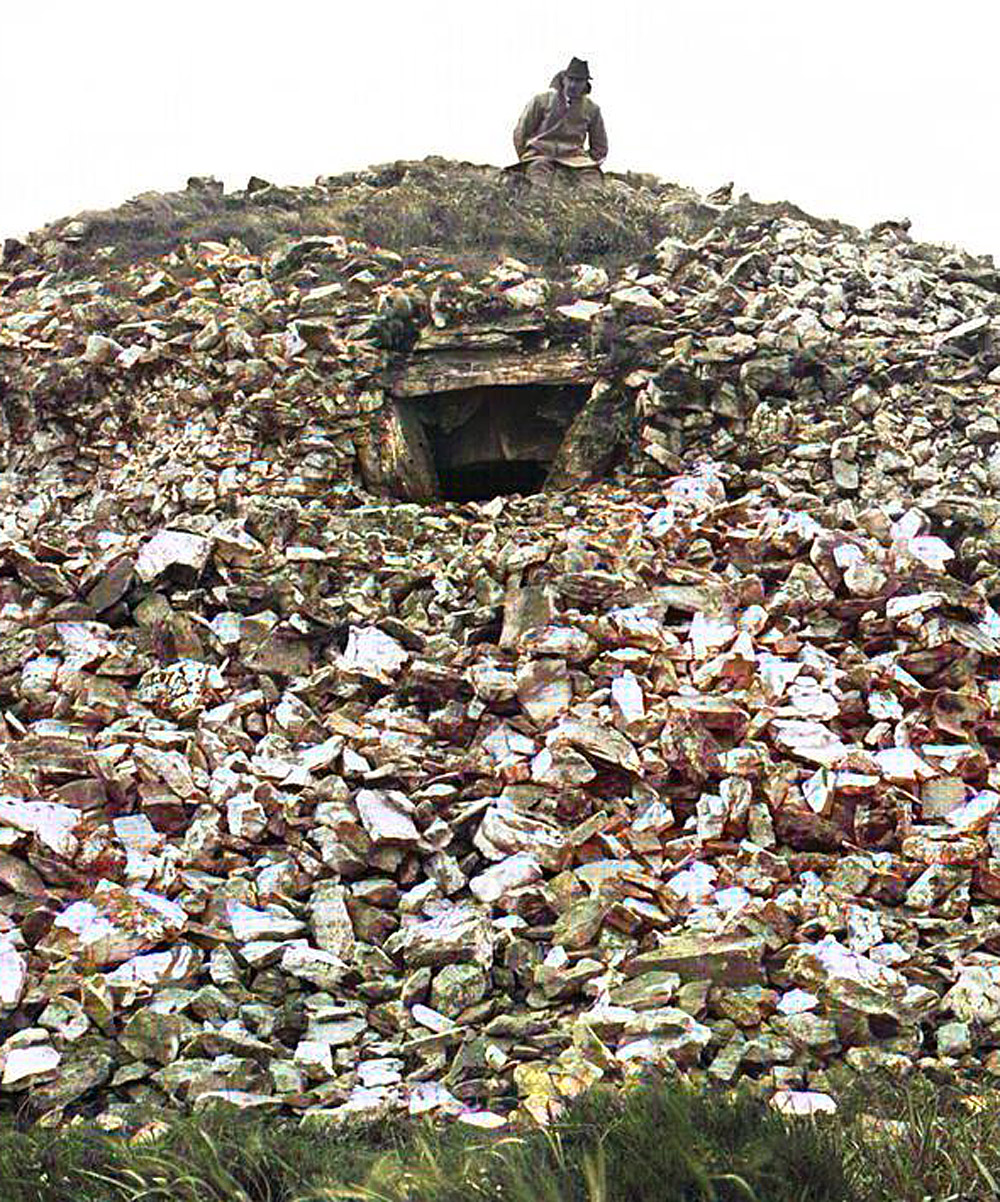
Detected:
[{"left": 2, "top": 164, "right": 1000, "bottom": 1129}]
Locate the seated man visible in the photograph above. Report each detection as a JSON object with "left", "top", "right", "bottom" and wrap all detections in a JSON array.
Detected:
[{"left": 512, "top": 57, "right": 608, "bottom": 190}]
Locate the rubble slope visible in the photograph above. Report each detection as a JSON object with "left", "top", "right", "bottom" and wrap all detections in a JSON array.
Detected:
[{"left": 2, "top": 160, "right": 1000, "bottom": 1128}]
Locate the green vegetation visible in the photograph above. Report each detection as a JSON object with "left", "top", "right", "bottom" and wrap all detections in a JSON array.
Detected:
[
  {"left": 46, "top": 159, "right": 676, "bottom": 277},
  {"left": 339, "top": 161, "right": 669, "bottom": 274},
  {"left": 1, "top": 1072, "right": 1000, "bottom": 1201}
]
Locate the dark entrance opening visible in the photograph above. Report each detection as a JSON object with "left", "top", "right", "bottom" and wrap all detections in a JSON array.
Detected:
[
  {"left": 401, "top": 382, "right": 590, "bottom": 503},
  {"left": 438, "top": 459, "right": 550, "bottom": 503}
]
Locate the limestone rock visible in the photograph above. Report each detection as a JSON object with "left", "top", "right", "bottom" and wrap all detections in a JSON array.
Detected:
[
  {"left": 387, "top": 904, "right": 494, "bottom": 969},
  {"left": 624, "top": 935, "right": 766, "bottom": 987},
  {"left": 44, "top": 883, "right": 187, "bottom": 967},
  {"left": 356, "top": 789, "right": 420, "bottom": 845},
  {"left": 135, "top": 530, "right": 212, "bottom": 584}
]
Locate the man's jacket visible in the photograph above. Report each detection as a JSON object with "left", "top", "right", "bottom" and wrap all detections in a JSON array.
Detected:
[{"left": 513, "top": 71, "right": 608, "bottom": 169}]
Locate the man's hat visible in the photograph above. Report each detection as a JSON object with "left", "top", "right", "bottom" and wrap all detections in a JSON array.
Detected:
[{"left": 565, "top": 57, "right": 591, "bottom": 79}]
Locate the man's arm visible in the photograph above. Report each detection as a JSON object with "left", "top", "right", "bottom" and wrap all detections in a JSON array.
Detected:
[
  {"left": 513, "top": 93, "right": 547, "bottom": 159},
  {"left": 588, "top": 105, "right": 609, "bottom": 164}
]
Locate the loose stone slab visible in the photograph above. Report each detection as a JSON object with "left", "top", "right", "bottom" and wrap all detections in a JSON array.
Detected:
[
  {"left": 136, "top": 530, "right": 212, "bottom": 583},
  {"left": 44, "top": 882, "right": 187, "bottom": 967},
  {"left": 356, "top": 789, "right": 420, "bottom": 845},
  {"left": 623, "top": 935, "right": 767, "bottom": 986}
]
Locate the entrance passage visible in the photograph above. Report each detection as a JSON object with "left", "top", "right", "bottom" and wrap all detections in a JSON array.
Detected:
[
  {"left": 400, "top": 383, "right": 590, "bottom": 502},
  {"left": 438, "top": 460, "right": 550, "bottom": 503}
]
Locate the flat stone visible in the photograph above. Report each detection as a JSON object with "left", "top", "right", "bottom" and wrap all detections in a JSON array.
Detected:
[
  {"left": 28, "top": 1052, "right": 114, "bottom": 1112},
  {"left": 504, "top": 279, "right": 549, "bottom": 309},
  {"left": 120, "top": 1011, "right": 188, "bottom": 1065},
  {"left": 500, "top": 584, "right": 556, "bottom": 650},
  {"left": 295, "top": 1039, "right": 335, "bottom": 1080},
  {"left": 429, "top": 963, "right": 488, "bottom": 1017},
  {"left": 469, "top": 852, "right": 542, "bottom": 903},
  {"left": 0, "top": 940, "right": 27, "bottom": 1009},
  {"left": 516, "top": 659, "right": 572, "bottom": 725},
  {"left": 191, "top": 1091, "right": 282, "bottom": 1113},
  {"left": 611, "top": 285, "right": 665, "bottom": 319},
  {"left": 550, "top": 718, "right": 641, "bottom": 773},
  {"left": 536, "top": 956, "right": 604, "bottom": 999},
  {"left": 85, "top": 556, "right": 134, "bottom": 613},
  {"left": 624, "top": 935, "right": 766, "bottom": 986},
  {"left": 226, "top": 900, "right": 306, "bottom": 942},
  {"left": 44, "top": 883, "right": 187, "bottom": 967},
  {"left": 0, "top": 798, "right": 80, "bottom": 858},
  {"left": 610, "top": 971, "right": 681, "bottom": 1010},
  {"left": 475, "top": 801, "right": 567, "bottom": 870},
  {"left": 531, "top": 745, "right": 596, "bottom": 786},
  {"left": 386, "top": 904, "right": 494, "bottom": 969},
  {"left": 341, "top": 626, "right": 409, "bottom": 683},
  {"left": 310, "top": 881, "right": 356, "bottom": 958},
  {"left": 552, "top": 898, "right": 607, "bottom": 950},
  {"left": 783, "top": 936, "right": 909, "bottom": 1017},
  {"left": 356, "top": 789, "right": 420, "bottom": 844},
  {"left": 617, "top": 1011, "right": 711, "bottom": 1068},
  {"left": 135, "top": 529, "right": 211, "bottom": 584},
  {"left": 1, "top": 1045, "right": 60, "bottom": 1090},
  {"left": 105, "top": 947, "right": 202, "bottom": 991},
  {"left": 556, "top": 300, "right": 603, "bottom": 323},
  {"left": 358, "top": 1058, "right": 404, "bottom": 1087},
  {"left": 279, "top": 945, "right": 350, "bottom": 990},
  {"left": 305, "top": 1014, "right": 367, "bottom": 1047},
  {"left": 300, "top": 283, "right": 347, "bottom": 316},
  {"left": 770, "top": 1090, "right": 837, "bottom": 1117}
]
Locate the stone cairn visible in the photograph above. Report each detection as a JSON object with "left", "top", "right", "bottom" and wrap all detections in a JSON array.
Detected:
[{"left": 2, "top": 166, "right": 1000, "bottom": 1128}]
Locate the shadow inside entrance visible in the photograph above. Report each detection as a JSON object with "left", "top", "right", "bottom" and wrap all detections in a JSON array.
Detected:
[
  {"left": 407, "top": 382, "right": 589, "bottom": 502},
  {"left": 437, "top": 459, "right": 550, "bottom": 502}
]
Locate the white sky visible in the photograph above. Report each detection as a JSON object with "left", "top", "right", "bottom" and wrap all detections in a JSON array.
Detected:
[{"left": 3, "top": 0, "right": 999, "bottom": 258}]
